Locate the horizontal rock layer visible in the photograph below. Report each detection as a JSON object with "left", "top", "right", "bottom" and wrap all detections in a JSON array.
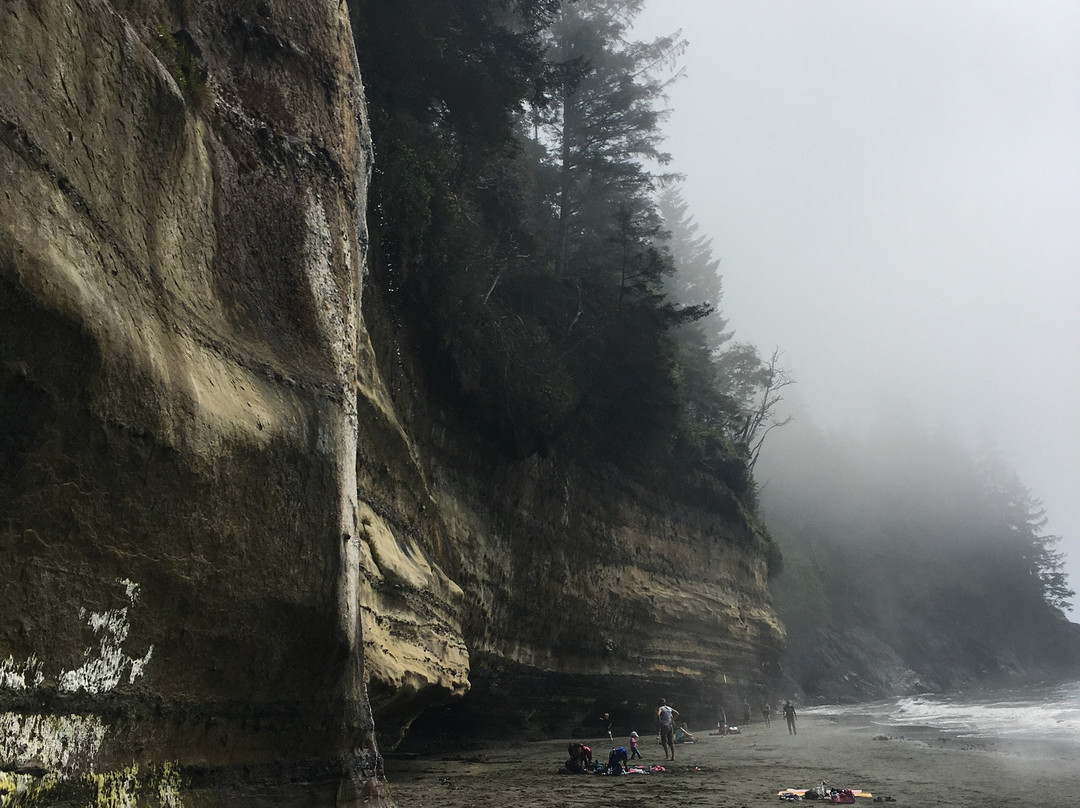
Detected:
[
  {"left": 1, "top": 0, "right": 386, "bottom": 803},
  {"left": 1, "top": 0, "right": 787, "bottom": 804},
  {"left": 358, "top": 301, "right": 787, "bottom": 747}
]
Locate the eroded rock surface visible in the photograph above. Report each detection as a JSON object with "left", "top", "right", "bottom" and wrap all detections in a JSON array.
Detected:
[
  {"left": 2, "top": 0, "right": 387, "bottom": 803},
  {"left": 1, "top": 0, "right": 786, "bottom": 802},
  {"left": 358, "top": 301, "right": 786, "bottom": 747}
]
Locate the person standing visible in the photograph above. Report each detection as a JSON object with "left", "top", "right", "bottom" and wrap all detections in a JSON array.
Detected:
[
  {"left": 783, "top": 700, "right": 797, "bottom": 735},
  {"left": 762, "top": 700, "right": 772, "bottom": 727},
  {"left": 628, "top": 731, "right": 642, "bottom": 760},
  {"left": 657, "top": 698, "right": 680, "bottom": 761},
  {"left": 743, "top": 699, "right": 751, "bottom": 725},
  {"left": 600, "top": 712, "right": 613, "bottom": 742}
]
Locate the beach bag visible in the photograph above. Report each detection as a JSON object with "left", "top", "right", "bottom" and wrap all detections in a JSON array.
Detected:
[{"left": 830, "top": 789, "right": 855, "bottom": 804}]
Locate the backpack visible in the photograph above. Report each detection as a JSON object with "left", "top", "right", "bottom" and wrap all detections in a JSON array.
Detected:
[{"left": 830, "top": 789, "right": 855, "bottom": 804}]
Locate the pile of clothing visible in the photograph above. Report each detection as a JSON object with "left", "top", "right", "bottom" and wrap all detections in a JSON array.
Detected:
[{"left": 778, "top": 781, "right": 859, "bottom": 803}]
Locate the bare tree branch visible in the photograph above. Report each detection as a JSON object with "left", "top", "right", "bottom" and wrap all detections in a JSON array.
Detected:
[{"left": 739, "top": 348, "right": 794, "bottom": 470}]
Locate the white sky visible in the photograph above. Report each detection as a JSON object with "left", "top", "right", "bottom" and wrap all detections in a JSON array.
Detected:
[{"left": 636, "top": 1, "right": 1080, "bottom": 597}]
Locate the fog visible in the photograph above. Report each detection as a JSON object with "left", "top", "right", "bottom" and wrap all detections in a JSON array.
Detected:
[{"left": 635, "top": 1, "right": 1080, "bottom": 603}]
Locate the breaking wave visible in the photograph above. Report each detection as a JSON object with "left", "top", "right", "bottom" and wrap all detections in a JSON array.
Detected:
[{"left": 805, "top": 679, "right": 1080, "bottom": 745}]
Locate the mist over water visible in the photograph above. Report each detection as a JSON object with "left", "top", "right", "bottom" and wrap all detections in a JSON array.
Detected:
[{"left": 805, "top": 679, "right": 1080, "bottom": 748}]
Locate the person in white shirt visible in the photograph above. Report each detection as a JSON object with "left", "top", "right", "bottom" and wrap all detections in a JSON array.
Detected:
[{"left": 656, "top": 698, "right": 680, "bottom": 761}]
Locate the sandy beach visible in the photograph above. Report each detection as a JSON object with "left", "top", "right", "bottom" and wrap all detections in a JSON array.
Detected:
[{"left": 384, "top": 714, "right": 1080, "bottom": 807}]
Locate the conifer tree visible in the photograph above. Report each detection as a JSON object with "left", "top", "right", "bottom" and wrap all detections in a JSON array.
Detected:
[
  {"left": 978, "top": 446, "right": 1074, "bottom": 611},
  {"left": 352, "top": 0, "right": 558, "bottom": 278},
  {"left": 658, "top": 186, "right": 791, "bottom": 477},
  {"left": 533, "top": 0, "right": 686, "bottom": 285},
  {"left": 658, "top": 188, "right": 730, "bottom": 353},
  {"left": 514, "top": 0, "right": 710, "bottom": 460}
]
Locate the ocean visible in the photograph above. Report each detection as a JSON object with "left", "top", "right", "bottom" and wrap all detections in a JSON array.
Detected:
[{"left": 803, "top": 679, "right": 1080, "bottom": 752}]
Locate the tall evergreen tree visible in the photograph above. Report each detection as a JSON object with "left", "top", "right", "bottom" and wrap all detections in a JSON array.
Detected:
[
  {"left": 658, "top": 188, "right": 729, "bottom": 353},
  {"left": 658, "top": 186, "right": 791, "bottom": 480},
  {"left": 352, "top": 0, "right": 558, "bottom": 279},
  {"left": 534, "top": 0, "right": 685, "bottom": 284},
  {"left": 512, "top": 0, "right": 710, "bottom": 461},
  {"left": 977, "top": 446, "right": 1074, "bottom": 611},
  {"left": 353, "top": 0, "right": 778, "bottom": 485}
]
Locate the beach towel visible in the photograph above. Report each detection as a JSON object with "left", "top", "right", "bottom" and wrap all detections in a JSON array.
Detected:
[{"left": 778, "top": 789, "right": 873, "bottom": 800}]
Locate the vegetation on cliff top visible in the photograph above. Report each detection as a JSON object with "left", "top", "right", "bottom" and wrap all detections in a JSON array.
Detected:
[
  {"left": 351, "top": 0, "right": 1075, "bottom": 689},
  {"left": 353, "top": 0, "right": 786, "bottom": 508}
]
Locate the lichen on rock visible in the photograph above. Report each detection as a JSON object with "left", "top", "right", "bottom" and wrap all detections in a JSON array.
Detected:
[{"left": 57, "top": 581, "right": 153, "bottom": 695}]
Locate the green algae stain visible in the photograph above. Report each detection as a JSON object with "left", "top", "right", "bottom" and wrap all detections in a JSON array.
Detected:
[
  {"left": 79, "top": 762, "right": 185, "bottom": 808},
  {"left": 0, "top": 771, "right": 59, "bottom": 806},
  {"left": 156, "top": 762, "right": 183, "bottom": 808},
  {"left": 0, "top": 762, "right": 185, "bottom": 807},
  {"left": 85, "top": 764, "right": 141, "bottom": 808}
]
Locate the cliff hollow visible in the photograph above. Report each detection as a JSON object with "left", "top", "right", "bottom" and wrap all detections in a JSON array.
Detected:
[{"left": 1, "top": 1, "right": 784, "bottom": 805}]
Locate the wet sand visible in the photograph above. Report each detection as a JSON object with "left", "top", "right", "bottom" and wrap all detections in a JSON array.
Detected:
[{"left": 384, "top": 714, "right": 1080, "bottom": 807}]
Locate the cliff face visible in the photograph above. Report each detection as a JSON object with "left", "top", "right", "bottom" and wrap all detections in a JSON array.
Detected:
[
  {"left": 357, "top": 299, "right": 787, "bottom": 747},
  {"left": 1, "top": 0, "right": 785, "bottom": 803},
  {"left": 419, "top": 452, "right": 785, "bottom": 741},
  {"left": 1, "top": 0, "right": 387, "bottom": 803}
]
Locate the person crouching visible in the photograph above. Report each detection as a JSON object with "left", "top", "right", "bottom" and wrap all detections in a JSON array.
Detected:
[
  {"left": 566, "top": 741, "right": 592, "bottom": 773},
  {"left": 606, "top": 746, "right": 629, "bottom": 774}
]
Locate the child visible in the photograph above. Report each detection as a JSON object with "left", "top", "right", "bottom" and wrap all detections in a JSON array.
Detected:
[
  {"left": 600, "top": 712, "right": 613, "bottom": 741},
  {"left": 628, "top": 730, "right": 642, "bottom": 759}
]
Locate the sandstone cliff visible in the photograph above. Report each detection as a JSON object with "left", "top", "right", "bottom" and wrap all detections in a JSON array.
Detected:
[
  {"left": 1, "top": 0, "right": 386, "bottom": 803},
  {"left": 357, "top": 281, "right": 787, "bottom": 748},
  {"left": 1, "top": 0, "right": 786, "bottom": 804}
]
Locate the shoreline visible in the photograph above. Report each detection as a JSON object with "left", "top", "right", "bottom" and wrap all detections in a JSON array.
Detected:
[{"left": 385, "top": 714, "right": 1080, "bottom": 807}]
